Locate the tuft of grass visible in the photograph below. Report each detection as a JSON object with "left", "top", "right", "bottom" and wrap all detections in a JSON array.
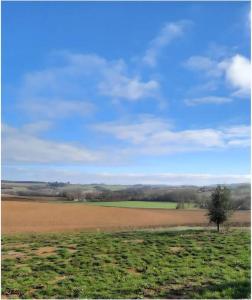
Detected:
[{"left": 1, "top": 228, "right": 250, "bottom": 299}]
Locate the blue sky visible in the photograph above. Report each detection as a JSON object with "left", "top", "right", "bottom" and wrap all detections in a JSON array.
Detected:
[{"left": 2, "top": 2, "right": 251, "bottom": 185}]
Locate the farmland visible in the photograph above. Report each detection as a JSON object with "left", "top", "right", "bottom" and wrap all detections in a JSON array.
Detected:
[
  {"left": 2, "top": 181, "right": 251, "bottom": 210},
  {"left": 2, "top": 187, "right": 251, "bottom": 299},
  {"left": 87, "top": 201, "right": 191, "bottom": 209},
  {"left": 2, "top": 200, "right": 250, "bottom": 234},
  {"left": 2, "top": 229, "right": 250, "bottom": 299}
]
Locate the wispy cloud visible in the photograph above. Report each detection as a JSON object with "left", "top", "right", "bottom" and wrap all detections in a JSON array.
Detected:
[
  {"left": 184, "top": 53, "right": 251, "bottom": 98},
  {"left": 143, "top": 20, "right": 191, "bottom": 67},
  {"left": 94, "top": 116, "right": 250, "bottom": 155},
  {"left": 2, "top": 124, "right": 103, "bottom": 164},
  {"left": 4, "top": 117, "right": 249, "bottom": 166},
  {"left": 73, "top": 53, "right": 160, "bottom": 101},
  {"left": 20, "top": 98, "right": 95, "bottom": 119},
  {"left": 17, "top": 51, "right": 160, "bottom": 117},
  {"left": 93, "top": 115, "right": 172, "bottom": 144},
  {"left": 99, "top": 77, "right": 159, "bottom": 101},
  {"left": 184, "top": 96, "right": 233, "bottom": 106},
  {"left": 184, "top": 55, "right": 222, "bottom": 77},
  {"left": 21, "top": 121, "right": 53, "bottom": 134}
]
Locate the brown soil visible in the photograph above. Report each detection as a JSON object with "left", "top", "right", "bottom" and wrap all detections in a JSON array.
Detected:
[
  {"left": 36, "top": 246, "right": 57, "bottom": 256},
  {"left": 2, "top": 251, "right": 26, "bottom": 260},
  {"left": 2, "top": 198, "right": 250, "bottom": 234},
  {"left": 123, "top": 239, "right": 144, "bottom": 243},
  {"left": 170, "top": 246, "right": 184, "bottom": 253},
  {"left": 127, "top": 268, "right": 141, "bottom": 275}
]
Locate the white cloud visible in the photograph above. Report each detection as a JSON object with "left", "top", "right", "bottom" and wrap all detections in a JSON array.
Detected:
[
  {"left": 93, "top": 115, "right": 171, "bottom": 144},
  {"left": 184, "top": 56, "right": 222, "bottom": 77},
  {"left": 20, "top": 98, "right": 95, "bottom": 119},
  {"left": 186, "top": 81, "right": 219, "bottom": 95},
  {"left": 220, "top": 54, "right": 251, "bottom": 96},
  {"left": 143, "top": 21, "right": 190, "bottom": 67},
  {"left": 94, "top": 117, "right": 250, "bottom": 155},
  {"left": 2, "top": 124, "right": 102, "bottom": 164},
  {"left": 2, "top": 118, "right": 250, "bottom": 168},
  {"left": 227, "top": 139, "right": 250, "bottom": 147},
  {"left": 94, "top": 55, "right": 160, "bottom": 100},
  {"left": 21, "top": 121, "right": 53, "bottom": 134},
  {"left": 185, "top": 96, "right": 233, "bottom": 106},
  {"left": 3, "top": 120, "right": 249, "bottom": 166},
  {"left": 223, "top": 125, "right": 251, "bottom": 138},
  {"left": 18, "top": 51, "right": 160, "bottom": 114},
  {"left": 99, "top": 77, "right": 159, "bottom": 101},
  {"left": 185, "top": 53, "right": 251, "bottom": 98}
]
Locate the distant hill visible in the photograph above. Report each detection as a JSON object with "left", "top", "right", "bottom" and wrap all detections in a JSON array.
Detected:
[{"left": 2, "top": 180, "right": 250, "bottom": 210}]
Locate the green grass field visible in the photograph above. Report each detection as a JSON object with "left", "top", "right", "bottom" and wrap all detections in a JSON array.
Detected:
[
  {"left": 87, "top": 201, "right": 196, "bottom": 209},
  {"left": 2, "top": 229, "right": 250, "bottom": 299}
]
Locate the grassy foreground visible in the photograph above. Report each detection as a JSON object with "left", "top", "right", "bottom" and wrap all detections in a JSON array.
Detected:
[
  {"left": 2, "top": 229, "right": 250, "bottom": 299},
  {"left": 87, "top": 200, "right": 195, "bottom": 209}
]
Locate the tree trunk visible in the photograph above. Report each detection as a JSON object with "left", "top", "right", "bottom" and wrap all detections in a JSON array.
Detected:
[{"left": 217, "top": 222, "right": 220, "bottom": 232}]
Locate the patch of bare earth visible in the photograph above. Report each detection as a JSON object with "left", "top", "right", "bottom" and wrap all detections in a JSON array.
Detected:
[
  {"left": 2, "top": 199, "right": 250, "bottom": 234},
  {"left": 123, "top": 239, "right": 144, "bottom": 243},
  {"left": 36, "top": 246, "right": 56, "bottom": 256},
  {"left": 144, "top": 280, "right": 203, "bottom": 299},
  {"left": 169, "top": 246, "right": 184, "bottom": 253},
  {"left": 1, "top": 292, "right": 21, "bottom": 299},
  {"left": 2, "top": 251, "right": 27, "bottom": 260},
  {"left": 127, "top": 268, "right": 141, "bottom": 275},
  {"left": 49, "top": 275, "right": 66, "bottom": 284},
  {"left": 67, "top": 244, "right": 77, "bottom": 253}
]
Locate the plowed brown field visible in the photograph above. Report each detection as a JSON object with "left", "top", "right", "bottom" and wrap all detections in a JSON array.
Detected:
[{"left": 2, "top": 199, "right": 250, "bottom": 234}]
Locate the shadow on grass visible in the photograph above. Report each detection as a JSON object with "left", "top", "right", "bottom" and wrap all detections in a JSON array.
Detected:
[{"left": 165, "top": 280, "right": 251, "bottom": 299}]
